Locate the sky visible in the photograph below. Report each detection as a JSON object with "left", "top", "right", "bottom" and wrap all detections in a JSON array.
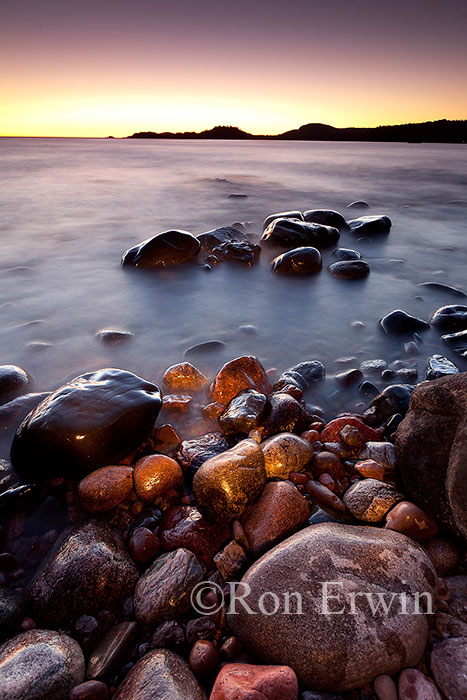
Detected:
[{"left": 1, "top": 0, "right": 466, "bottom": 137}]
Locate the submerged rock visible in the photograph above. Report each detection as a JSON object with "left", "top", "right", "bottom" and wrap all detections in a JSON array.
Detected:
[
  {"left": 328, "top": 261, "right": 370, "bottom": 279},
  {"left": 11, "top": 368, "right": 162, "bottom": 480},
  {"left": 364, "top": 384, "right": 414, "bottom": 425},
  {"left": 263, "top": 211, "right": 304, "bottom": 229},
  {"left": 425, "top": 354, "right": 459, "bottom": 380},
  {"left": 197, "top": 226, "right": 260, "bottom": 265},
  {"left": 122, "top": 230, "right": 201, "bottom": 267},
  {"left": 303, "top": 209, "right": 347, "bottom": 230},
  {"left": 262, "top": 219, "right": 339, "bottom": 248},
  {"left": 347, "top": 215, "right": 391, "bottom": 235},
  {"left": 395, "top": 372, "right": 467, "bottom": 541},
  {"left": 332, "top": 248, "right": 362, "bottom": 261},
  {"left": 274, "top": 360, "right": 325, "bottom": 393},
  {"left": 271, "top": 247, "right": 322, "bottom": 275},
  {"left": 0, "top": 630, "right": 85, "bottom": 700},
  {"left": 229, "top": 523, "right": 436, "bottom": 693},
  {"left": 430, "top": 305, "right": 467, "bottom": 332},
  {"left": 347, "top": 200, "right": 370, "bottom": 210},
  {"left": 380, "top": 310, "right": 429, "bottom": 335},
  {"left": 418, "top": 282, "right": 466, "bottom": 298},
  {"left": 96, "top": 329, "right": 133, "bottom": 344}
]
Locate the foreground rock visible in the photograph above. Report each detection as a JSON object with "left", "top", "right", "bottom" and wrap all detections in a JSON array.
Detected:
[
  {"left": 0, "top": 587, "right": 25, "bottom": 642},
  {"left": 218, "top": 389, "right": 268, "bottom": 434},
  {"left": 77, "top": 465, "right": 134, "bottom": 512},
  {"left": 29, "top": 521, "right": 138, "bottom": 628},
  {"left": 261, "top": 432, "right": 313, "bottom": 478},
  {"left": 121, "top": 230, "right": 201, "bottom": 267},
  {"left": 175, "top": 433, "right": 233, "bottom": 478},
  {"left": 193, "top": 438, "right": 266, "bottom": 523},
  {"left": 271, "top": 247, "right": 322, "bottom": 275},
  {"left": 395, "top": 372, "right": 467, "bottom": 541},
  {"left": 113, "top": 649, "right": 206, "bottom": 699},
  {"left": 197, "top": 226, "right": 260, "bottom": 265},
  {"left": 0, "top": 629, "right": 85, "bottom": 700},
  {"left": 162, "top": 362, "right": 208, "bottom": 392},
  {"left": 229, "top": 523, "right": 436, "bottom": 692},
  {"left": 343, "top": 479, "right": 403, "bottom": 522},
  {"left": 11, "top": 368, "right": 162, "bottom": 479},
  {"left": 347, "top": 215, "right": 391, "bottom": 235},
  {"left": 210, "top": 663, "right": 298, "bottom": 700}
]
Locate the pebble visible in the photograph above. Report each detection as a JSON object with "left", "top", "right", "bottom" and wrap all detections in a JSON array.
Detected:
[
  {"left": 360, "top": 359, "right": 387, "bottom": 374},
  {"left": 263, "top": 211, "right": 304, "bottom": 229},
  {"left": 358, "top": 441, "right": 395, "bottom": 469},
  {"left": 129, "top": 527, "right": 160, "bottom": 564},
  {"left": 354, "top": 459, "right": 385, "bottom": 480},
  {"left": 134, "top": 548, "right": 205, "bottom": 625},
  {"left": 77, "top": 466, "right": 134, "bottom": 513},
  {"left": 184, "top": 340, "right": 226, "bottom": 357},
  {"left": 160, "top": 505, "right": 230, "bottom": 568},
  {"left": 373, "top": 674, "right": 397, "bottom": 700},
  {"left": 95, "top": 329, "right": 133, "bottom": 344},
  {"left": 398, "top": 669, "right": 442, "bottom": 700},
  {"left": 343, "top": 479, "right": 403, "bottom": 522},
  {"left": 272, "top": 247, "right": 322, "bottom": 275},
  {"left": 347, "top": 215, "right": 391, "bottom": 234},
  {"left": 320, "top": 417, "right": 380, "bottom": 443},
  {"left": 379, "top": 310, "right": 429, "bottom": 335},
  {"left": 0, "top": 586, "right": 25, "bottom": 642},
  {"left": 189, "top": 639, "right": 218, "bottom": 676},
  {"left": 134, "top": 454, "right": 183, "bottom": 501},
  {"left": 422, "top": 536, "right": 460, "bottom": 575},
  {"left": 68, "top": 680, "right": 110, "bottom": 700},
  {"left": 274, "top": 360, "right": 325, "bottom": 393},
  {"left": 260, "top": 392, "right": 308, "bottom": 438},
  {"left": 430, "top": 304, "right": 467, "bottom": 331},
  {"left": 213, "top": 540, "right": 247, "bottom": 580},
  {"left": 210, "top": 663, "right": 298, "bottom": 700},
  {"left": 306, "top": 480, "right": 347, "bottom": 514},
  {"left": 162, "top": 363, "right": 208, "bottom": 392},
  {"left": 261, "top": 432, "right": 313, "bottom": 479},
  {"left": 335, "top": 368, "right": 364, "bottom": 386},
  {"left": 151, "top": 621, "right": 185, "bottom": 651},
  {"left": 304, "top": 209, "right": 347, "bottom": 229},
  {"left": 208, "top": 356, "right": 272, "bottom": 405},
  {"left": 425, "top": 354, "right": 459, "bottom": 380},
  {"left": 328, "top": 260, "right": 370, "bottom": 279},
  {"left": 385, "top": 501, "right": 439, "bottom": 541},
  {"left": 0, "top": 365, "right": 31, "bottom": 400},
  {"left": 162, "top": 394, "right": 192, "bottom": 411},
  {"left": 312, "top": 452, "right": 345, "bottom": 482},
  {"left": 431, "top": 636, "right": 467, "bottom": 700},
  {"left": 218, "top": 389, "right": 268, "bottom": 434},
  {"left": 175, "top": 432, "right": 232, "bottom": 477}
]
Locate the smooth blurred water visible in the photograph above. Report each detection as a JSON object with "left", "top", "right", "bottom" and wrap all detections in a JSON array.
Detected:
[{"left": 1, "top": 137, "right": 466, "bottom": 410}]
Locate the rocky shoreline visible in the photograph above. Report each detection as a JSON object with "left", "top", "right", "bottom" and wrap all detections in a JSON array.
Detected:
[{"left": 0, "top": 353, "right": 466, "bottom": 700}]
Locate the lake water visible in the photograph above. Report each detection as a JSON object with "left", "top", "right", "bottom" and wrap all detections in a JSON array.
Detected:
[{"left": 1, "top": 137, "right": 466, "bottom": 414}]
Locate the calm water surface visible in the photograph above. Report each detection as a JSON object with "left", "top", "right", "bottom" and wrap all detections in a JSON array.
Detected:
[{"left": 1, "top": 138, "right": 466, "bottom": 412}]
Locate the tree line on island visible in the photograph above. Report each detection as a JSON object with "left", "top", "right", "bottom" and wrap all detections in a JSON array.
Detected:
[{"left": 126, "top": 119, "right": 466, "bottom": 143}]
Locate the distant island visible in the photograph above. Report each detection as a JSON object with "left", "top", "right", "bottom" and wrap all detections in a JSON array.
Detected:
[{"left": 128, "top": 120, "right": 466, "bottom": 143}]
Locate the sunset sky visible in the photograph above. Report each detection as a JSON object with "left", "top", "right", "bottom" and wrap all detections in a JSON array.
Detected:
[{"left": 1, "top": 0, "right": 466, "bottom": 137}]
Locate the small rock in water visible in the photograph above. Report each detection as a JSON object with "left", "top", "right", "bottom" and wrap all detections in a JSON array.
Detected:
[
  {"left": 303, "top": 209, "right": 347, "bottom": 230},
  {"left": 184, "top": 340, "right": 226, "bottom": 357},
  {"left": 0, "top": 629, "right": 85, "bottom": 700},
  {"left": 262, "top": 218, "right": 339, "bottom": 249},
  {"left": 198, "top": 225, "right": 261, "bottom": 265},
  {"left": 332, "top": 247, "right": 362, "bottom": 260},
  {"left": 379, "top": 310, "right": 429, "bottom": 335},
  {"left": 210, "top": 663, "right": 299, "bottom": 700},
  {"left": 335, "top": 368, "right": 363, "bottom": 386},
  {"left": 441, "top": 328, "right": 467, "bottom": 355},
  {"left": 238, "top": 324, "right": 257, "bottom": 334},
  {"left": 96, "top": 329, "right": 133, "bottom": 344},
  {"left": 121, "top": 230, "right": 201, "bottom": 267},
  {"left": 227, "top": 192, "right": 247, "bottom": 198},
  {"left": 360, "top": 359, "right": 387, "bottom": 374},
  {"left": 162, "top": 362, "right": 208, "bottom": 392},
  {"left": 347, "top": 200, "right": 370, "bottom": 209},
  {"left": 358, "top": 380, "right": 380, "bottom": 398},
  {"left": 418, "top": 281, "right": 466, "bottom": 298},
  {"left": 430, "top": 304, "right": 467, "bottom": 332},
  {"left": 271, "top": 247, "right": 322, "bottom": 275},
  {"left": 0, "top": 365, "right": 32, "bottom": 402},
  {"left": 263, "top": 211, "right": 304, "bottom": 229},
  {"left": 425, "top": 354, "right": 459, "bottom": 380},
  {"left": 328, "top": 260, "right": 370, "bottom": 279},
  {"left": 347, "top": 215, "right": 391, "bottom": 234},
  {"left": 364, "top": 384, "right": 414, "bottom": 425},
  {"left": 274, "top": 360, "right": 325, "bottom": 392},
  {"left": 404, "top": 340, "right": 420, "bottom": 355}
]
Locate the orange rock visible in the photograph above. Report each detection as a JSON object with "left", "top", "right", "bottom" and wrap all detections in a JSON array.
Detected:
[
  {"left": 208, "top": 356, "right": 272, "bottom": 405},
  {"left": 319, "top": 417, "right": 381, "bottom": 443},
  {"left": 385, "top": 501, "right": 439, "bottom": 541},
  {"left": 354, "top": 459, "right": 385, "bottom": 480},
  {"left": 162, "top": 394, "right": 192, "bottom": 411},
  {"left": 77, "top": 465, "right": 134, "bottom": 513},
  {"left": 162, "top": 362, "right": 208, "bottom": 393},
  {"left": 134, "top": 454, "right": 183, "bottom": 501}
]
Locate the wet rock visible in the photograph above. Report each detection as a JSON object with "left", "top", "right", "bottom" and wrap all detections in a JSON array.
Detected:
[
  {"left": 347, "top": 215, "right": 391, "bottom": 235},
  {"left": 29, "top": 521, "right": 138, "bottom": 629},
  {"left": 134, "top": 454, "right": 182, "bottom": 501},
  {"left": 189, "top": 639, "right": 218, "bottom": 676},
  {"left": 441, "top": 328, "right": 467, "bottom": 355},
  {"left": 425, "top": 354, "right": 459, "bottom": 380},
  {"left": 328, "top": 261, "right": 370, "bottom": 279},
  {"left": 96, "top": 329, "right": 133, "bottom": 344},
  {"left": 160, "top": 505, "right": 230, "bottom": 568},
  {"left": 358, "top": 441, "right": 395, "bottom": 469},
  {"left": 320, "top": 417, "right": 380, "bottom": 444},
  {"left": 379, "top": 310, "right": 429, "bottom": 335},
  {"left": 385, "top": 501, "right": 439, "bottom": 541},
  {"left": 197, "top": 226, "right": 260, "bottom": 265},
  {"left": 121, "top": 230, "right": 201, "bottom": 267},
  {"left": 184, "top": 340, "right": 226, "bottom": 357},
  {"left": 358, "top": 381, "right": 379, "bottom": 398},
  {"left": 335, "top": 368, "right": 364, "bottom": 386},
  {"left": 218, "top": 389, "right": 268, "bottom": 434},
  {"left": 129, "top": 527, "right": 160, "bottom": 564},
  {"left": 404, "top": 340, "right": 420, "bottom": 355},
  {"left": 175, "top": 433, "right": 233, "bottom": 478},
  {"left": 364, "top": 384, "right": 414, "bottom": 425},
  {"left": 134, "top": 548, "right": 205, "bottom": 625},
  {"left": 395, "top": 373, "right": 467, "bottom": 541},
  {"left": 261, "top": 432, "right": 313, "bottom": 479},
  {"left": 332, "top": 248, "right": 362, "bottom": 261},
  {"left": 398, "top": 669, "right": 442, "bottom": 700},
  {"left": 229, "top": 523, "right": 437, "bottom": 693},
  {"left": 0, "top": 587, "right": 25, "bottom": 641},
  {"left": 271, "top": 247, "right": 322, "bottom": 275},
  {"left": 208, "top": 356, "right": 272, "bottom": 406},
  {"left": 242, "top": 481, "right": 309, "bottom": 556},
  {"left": 430, "top": 304, "right": 467, "bottom": 331},
  {"left": 343, "top": 479, "right": 403, "bottom": 522},
  {"left": 303, "top": 209, "right": 347, "bottom": 230},
  {"left": 0, "top": 392, "right": 50, "bottom": 459},
  {"left": 274, "top": 360, "right": 325, "bottom": 393},
  {"left": 69, "top": 680, "right": 110, "bottom": 700},
  {"left": 210, "top": 663, "right": 298, "bottom": 700},
  {"left": 430, "top": 637, "right": 467, "bottom": 700},
  {"left": 87, "top": 621, "right": 139, "bottom": 680},
  {"left": 260, "top": 392, "right": 309, "bottom": 438},
  {"left": 262, "top": 219, "right": 339, "bottom": 248},
  {"left": 11, "top": 368, "right": 162, "bottom": 479},
  {"left": 360, "top": 359, "right": 387, "bottom": 374},
  {"left": 418, "top": 281, "right": 466, "bottom": 298},
  {"left": 113, "top": 649, "right": 206, "bottom": 699},
  {"left": 151, "top": 621, "right": 185, "bottom": 651},
  {"left": 162, "top": 362, "right": 208, "bottom": 393},
  {"left": 306, "top": 481, "right": 348, "bottom": 514},
  {"left": 77, "top": 466, "right": 134, "bottom": 513},
  {"left": 263, "top": 211, "right": 304, "bottom": 229},
  {"left": 193, "top": 438, "right": 266, "bottom": 523},
  {"left": 163, "top": 393, "right": 192, "bottom": 411},
  {"left": 214, "top": 540, "right": 247, "bottom": 579},
  {"left": 354, "top": 460, "right": 385, "bottom": 481},
  {"left": 0, "top": 365, "right": 31, "bottom": 403},
  {"left": 0, "top": 629, "right": 85, "bottom": 700}
]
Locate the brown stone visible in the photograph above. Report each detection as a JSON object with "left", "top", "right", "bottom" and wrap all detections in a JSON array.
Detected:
[
  {"left": 162, "top": 394, "right": 192, "bottom": 411},
  {"left": 134, "top": 454, "right": 182, "bottom": 501},
  {"left": 213, "top": 540, "right": 247, "bottom": 580},
  {"left": 189, "top": 639, "right": 218, "bottom": 676},
  {"left": 306, "top": 480, "right": 348, "bottom": 514},
  {"left": 385, "top": 501, "right": 439, "bottom": 541},
  {"left": 260, "top": 392, "right": 308, "bottom": 438},
  {"left": 162, "top": 363, "right": 208, "bottom": 393},
  {"left": 68, "top": 680, "right": 110, "bottom": 700},
  {"left": 320, "top": 417, "right": 381, "bottom": 443},
  {"left": 343, "top": 479, "right": 403, "bottom": 522},
  {"left": 160, "top": 505, "right": 230, "bottom": 567},
  {"left": 241, "top": 481, "right": 309, "bottom": 556},
  {"left": 312, "top": 451, "right": 346, "bottom": 481},
  {"left": 87, "top": 622, "right": 140, "bottom": 680},
  {"left": 261, "top": 433, "right": 313, "bottom": 479},
  {"left": 422, "top": 536, "right": 460, "bottom": 575},
  {"left": 354, "top": 459, "right": 385, "bottom": 480},
  {"left": 373, "top": 674, "right": 398, "bottom": 700},
  {"left": 129, "top": 527, "right": 160, "bottom": 564},
  {"left": 210, "top": 663, "right": 298, "bottom": 700},
  {"left": 76, "top": 466, "right": 134, "bottom": 513},
  {"left": 208, "top": 356, "right": 271, "bottom": 405},
  {"left": 193, "top": 438, "right": 266, "bottom": 523}
]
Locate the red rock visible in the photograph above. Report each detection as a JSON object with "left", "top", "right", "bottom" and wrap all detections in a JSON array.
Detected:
[
  {"left": 319, "top": 417, "right": 381, "bottom": 443},
  {"left": 241, "top": 481, "right": 309, "bottom": 556},
  {"left": 301, "top": 429, "right": 320, "bottom": 443},
  {"left": 129, "top": 527, "right": 160, "bottom": 564},
  {"left": 312, "top": 452, "right": 346, "bottom": 481},
  {"left": 134, "top": 454, "right": 182, "bottom": 501},
  {"left": 189, "top": 639, "right": 219, "bottom": 676},
  {"left": 209, "top": 663, "right": 298, "bottom": 700},
  {"left": 68, "top": 680, "right": 109, "bottom": 700},
  {"left": 162, "top": 363, "right": 208, "bottom": 393},
  {"left": 385, "top": 501, "right": 439, "bottom": 541},
  {"left": 306, "top": 480, "right": 347, "bottom": 514},
  {"left": 373, "top": 674, "right": 398, "bottom": 700},
  {"left": 435, "top": 611, "right": 467, "bottom": 638},
  {"left": 220, "top": 636, "right": 242, "bottom": 661},
  {"left": 398, "top": 668, "right": 442, "bottom": 700},
  {"left": 162, "top": 394, "right": 192, "bottom": 411},
  {"left": 202, "top": 402, "right": 225, "bottom": 420},
  {"left": 160, "top": 505, "right": 230, "bottom": 568},
  {"left": 354, "top": 459, "right": 385, "bottom": 480},
  {"left": 339, "top": 424, "right": 365, "bottom": 449},
  {"left": 208, "top": 356, "right": 272, "bottom": 405},
  {"left": 318, "top": 474, "right": 336, "bottom": 491},
  {"left": 77, "top": 466, "right": 134, "bottom": 513},
  {"left": 213, "top": 541, "right": 247, "bottom": 580},
  {"left": 155, "top": 424, "right": 181, "bottom": 444}
]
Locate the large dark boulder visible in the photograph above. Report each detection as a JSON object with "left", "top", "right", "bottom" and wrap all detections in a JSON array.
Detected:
[
  {"left": 11, "top": 369, "right": 161, "bottom": 479},
  {"left": 121, "top": 230, "right": 201, "bottom": 267},
  {"left": 395, "top": 372, "right": 467, "bottom": 542}
]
